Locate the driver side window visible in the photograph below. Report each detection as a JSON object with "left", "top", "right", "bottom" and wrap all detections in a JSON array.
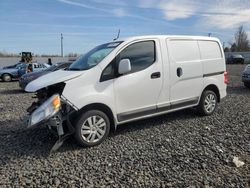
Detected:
[
  {"left": 100, "top": 40, "right": 156, "bottom": 82},
  {"left": 119, "top": 41, "right": 156, "bottom": 74}
]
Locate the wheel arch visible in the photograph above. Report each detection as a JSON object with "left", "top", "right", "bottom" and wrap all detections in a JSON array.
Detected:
[
  {"left": 202, "top": 84, "right": 221, "bottom": 102},
  {"left": 1, "top": 72, "right": 13, "bottom": 77},
  {"left": 76, "top": 103, "right": 116, "bottom": 129},
  {"left": 1, "top": 73, "right": 13, "bottom": 81}
]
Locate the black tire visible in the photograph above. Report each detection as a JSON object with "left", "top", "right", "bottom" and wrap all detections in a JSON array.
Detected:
[
  {"left": 2, "top": 74, "right": 12, "bottom": 82},
  {"left": 74, "top": 110, "right": 110, "bottom": 147},
  {"left": 244, "top": 82, "right": 250, "bottom": 88},
  {"left": 197, "top": 90, "right": 218, "bottom": 116}
]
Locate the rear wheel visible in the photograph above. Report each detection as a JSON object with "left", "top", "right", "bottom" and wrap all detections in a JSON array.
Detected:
[
  {"left": 244, "top": 82, "right": 250, "bottom": 88},
  {"left": 197, "top": 90, "right": 218, "bottom": 116},
  {"left": 74, "top": 110, "right": 110, "bottom": 147},
  {"left": 2, "top": 74, "right": 12, "bottom": 82}
]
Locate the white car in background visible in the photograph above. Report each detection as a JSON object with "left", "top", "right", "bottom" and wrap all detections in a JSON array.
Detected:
[{"left": 25, "top": 35, "right": 227, "bottom": 150}]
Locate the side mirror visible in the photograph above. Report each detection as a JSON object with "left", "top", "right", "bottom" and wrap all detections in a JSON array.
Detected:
[{"left": 118, "top": 59, "right": 131, "bottom": 75}]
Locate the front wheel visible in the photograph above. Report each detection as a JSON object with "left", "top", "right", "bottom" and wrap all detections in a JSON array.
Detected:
[
  {"left": 197, "top": 90, "right": 218, "bottom": 116},
  {"left": 74, "top": 110, "right": 110, "bottom": 147},
  {"left": 2, "top": 74, "right": 12, "bottom": 82}
]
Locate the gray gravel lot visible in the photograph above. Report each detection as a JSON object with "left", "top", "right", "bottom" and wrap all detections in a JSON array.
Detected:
[{"left": 0, "top": 65, "right": 249, "bottom": 187}]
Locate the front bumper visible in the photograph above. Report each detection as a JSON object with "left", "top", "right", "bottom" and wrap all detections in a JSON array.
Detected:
[
  {"left": 27, "top": 109, "right": 76, "bottom": 152},
  {"left": 27, "top": 110, "right": 65, "bottom": 136},
  {"left": 27, "top": 95, "right": 76, "bottom": 138}
]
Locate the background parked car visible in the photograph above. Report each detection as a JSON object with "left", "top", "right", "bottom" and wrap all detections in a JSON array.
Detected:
[
  {"left": 227, "top": 54, "right": 245, "bottom": 64},
  {"left": 0, "top": 62, "right": 50, "bottom": 82},
  {"left": 17, "top": 62, "right": 50, "bottom": 77},
  {"left": 242, "top": 64, "right": 250, "bottom": 88},
  {"left": 0, "top": 63, "right": 26, "bottom": 82},
  {"left": 19, "top": 62, "right": 71, "bottom": 90},
  {"left": 3, "top": 62, "right": 22, "bottom": 69}
]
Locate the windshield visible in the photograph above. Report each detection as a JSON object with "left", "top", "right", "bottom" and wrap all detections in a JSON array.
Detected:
[{"left": 68, "top": 41, "right": 122, "bottom": 71}]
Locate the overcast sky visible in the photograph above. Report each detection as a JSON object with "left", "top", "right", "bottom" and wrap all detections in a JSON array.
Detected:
[{"left": 0, "top": 0, "right": 250, "bottom": 55}]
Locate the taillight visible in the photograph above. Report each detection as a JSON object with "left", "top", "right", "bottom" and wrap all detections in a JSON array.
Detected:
[{"left": 224, "top": 71, "right": 229, "bottom": 84}]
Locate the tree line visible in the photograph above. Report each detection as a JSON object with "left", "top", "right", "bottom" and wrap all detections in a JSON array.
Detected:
[{"left": 224, "top": 25, "right": 250, "bottom": 52}]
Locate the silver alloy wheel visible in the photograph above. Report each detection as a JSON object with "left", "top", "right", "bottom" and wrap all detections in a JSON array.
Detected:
[
  {"left": 204, "top": 94, "right": 216, "bottom": 113},
  {"left": 81, "top": 115, "right": 106, "bottom": 143}
]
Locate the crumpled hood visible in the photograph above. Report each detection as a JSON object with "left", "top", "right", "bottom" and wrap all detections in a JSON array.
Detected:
[{"left": 25, "top": 70, "right": 85, "bottom": 92}]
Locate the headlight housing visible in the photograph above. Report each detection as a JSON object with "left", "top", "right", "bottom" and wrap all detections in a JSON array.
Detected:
[{"left": 28, "top": 94, "right": 61, "bottom": 128}]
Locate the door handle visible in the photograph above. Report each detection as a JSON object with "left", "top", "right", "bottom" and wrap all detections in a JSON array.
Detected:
[
  {"left": 151, "top": 72, "right": 161, "bottom": 79},
  {"left": 177, "top": 67, "right": 183, "bottom": 77}
]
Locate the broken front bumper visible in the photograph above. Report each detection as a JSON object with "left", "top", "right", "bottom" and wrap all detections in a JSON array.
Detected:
[{"left": 26, "top": 95, "right": 76, "bottom": 152}]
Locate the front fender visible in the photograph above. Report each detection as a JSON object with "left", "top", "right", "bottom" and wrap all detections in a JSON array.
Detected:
[{"left": 62, "top": 67, "right": 117, "bottom": 122}]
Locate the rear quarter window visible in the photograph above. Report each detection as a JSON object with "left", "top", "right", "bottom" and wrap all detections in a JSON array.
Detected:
[{"left": 198, "top": 41, "right": 222, "bottom": 60}]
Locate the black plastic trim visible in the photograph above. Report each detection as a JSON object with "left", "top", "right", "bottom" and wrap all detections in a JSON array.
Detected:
[
  {"left": 117, "top": 106, "right": 156, "bottom": 122},
  {"left": 117, "top": 97, "right": 199, "bottom": 122},
  {"left": 203, "top": 71, "right": 224, "bottom": 77}
]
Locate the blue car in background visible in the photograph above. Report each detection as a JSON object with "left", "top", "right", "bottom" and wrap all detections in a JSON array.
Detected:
[
  {"left": 3, "top": 62, "right": 22, "bottom": 69},
  {"left": 0, "top": 62, "right": 50, "bottom": 82},
  {"left": 19, "top": 62, "right": 71, "bottom": 90},
  {"left": 0, "top": 63, "right": 26, "bottom": 82}
]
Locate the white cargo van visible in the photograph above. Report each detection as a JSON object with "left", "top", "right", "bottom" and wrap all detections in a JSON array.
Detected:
[{"left": 25, "top": 35, "right": 227, "bottom": 149}]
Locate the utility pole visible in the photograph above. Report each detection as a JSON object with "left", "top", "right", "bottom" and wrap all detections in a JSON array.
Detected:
[{"left": 61, "top": 33, "right": 63, "bottom": 57}]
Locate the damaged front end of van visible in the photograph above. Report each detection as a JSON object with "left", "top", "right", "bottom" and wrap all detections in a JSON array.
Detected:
[
  {"left": 25, "top": 71, "right": 83, "bottom": 152},
  {"left": 25, "top": 41, "right": 123, "bottom": 152}
]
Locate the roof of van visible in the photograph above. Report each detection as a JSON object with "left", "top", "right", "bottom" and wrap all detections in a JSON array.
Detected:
[{"left": 119, "top": 35, "right": 220, "bottom": 42}]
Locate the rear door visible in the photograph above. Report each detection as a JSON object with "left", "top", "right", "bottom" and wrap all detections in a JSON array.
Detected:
[
  {"left": 114, "top": 39, "right": 163, "bottom": 122},
  {"left": 167, "top": 39, "right": 203, "bottom": 106}
]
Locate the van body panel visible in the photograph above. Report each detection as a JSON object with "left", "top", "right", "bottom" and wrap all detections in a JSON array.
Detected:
[
  {"left": 62, "top": 66, "right": 117, "bottom": 121},
  {"left": 166, "top": 39, "right": 203, "bottom": 103},
  {"left": 156, "top": 37, "right": 171, "bottom": 110},
  {"left": 113, "top": 39, "right": 163, "bottom": 116},
  {"left": 203, "top": 75, "right": 227, "bottom": 100},
  {"left": 27, "top": 35, "right": 227, "bottom": 130},
  {"left": 62, "top": 35, "right": 227, "bottom": 124}
]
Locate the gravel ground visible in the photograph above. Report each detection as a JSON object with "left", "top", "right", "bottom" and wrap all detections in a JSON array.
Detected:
[{"left": 0, "top": 64, "right": 249, "bottom": 187}]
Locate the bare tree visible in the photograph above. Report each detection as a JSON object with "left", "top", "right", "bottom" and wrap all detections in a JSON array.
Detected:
[{"left": 234, "top": 25, "right": 250, "bottom": 51}]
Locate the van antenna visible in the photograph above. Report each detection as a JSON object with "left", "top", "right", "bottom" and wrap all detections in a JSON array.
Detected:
[{"left": 113, "top": 29, "right": 120, "bottom": 41}]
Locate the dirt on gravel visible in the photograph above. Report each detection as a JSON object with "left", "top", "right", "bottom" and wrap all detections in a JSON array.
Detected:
[{"left": 0, "top": 65, "right": 249, "bottom": 187}]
